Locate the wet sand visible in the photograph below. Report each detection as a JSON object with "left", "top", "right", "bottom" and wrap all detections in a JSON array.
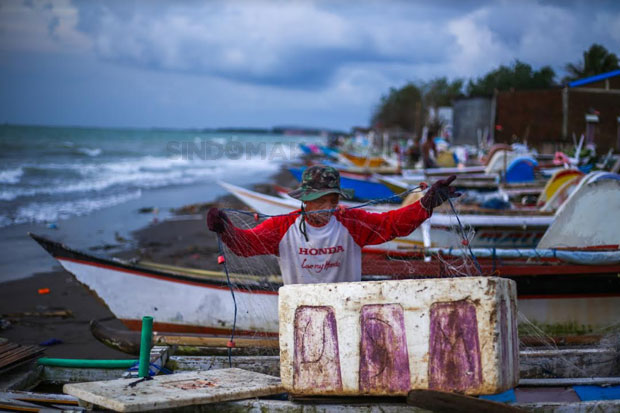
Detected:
[{"left": 0, "top": 167, "right": 298, "bottom": 359}]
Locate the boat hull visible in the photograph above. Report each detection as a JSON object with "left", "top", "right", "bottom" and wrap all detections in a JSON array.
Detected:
[
  {"left": 30, "top": 234, "right": 620, "bottom": 338},
  {"left": 58, "top": 256, "right": 280, "bottom": 336}
]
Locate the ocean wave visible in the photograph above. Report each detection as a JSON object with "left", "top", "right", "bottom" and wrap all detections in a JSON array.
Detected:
[
  {"left": 1, "top": 155, "right": 281, "bottom": 201},
  {"left": 0, "top": 214, "right": 11, "bottom": 227},
  {"left": 76, "top": 147, "right": 102, "bottom": 157},
  {"left": 0, "top": 167, "right": 23, "bottom": 184},
  {"left": 7, "top": 190, "right": 143, "bottom": 226}
]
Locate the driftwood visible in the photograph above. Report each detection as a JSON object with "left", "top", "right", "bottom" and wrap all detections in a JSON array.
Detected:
[{"left": 1, "top": 310, "right": 73, "bottom": 318}]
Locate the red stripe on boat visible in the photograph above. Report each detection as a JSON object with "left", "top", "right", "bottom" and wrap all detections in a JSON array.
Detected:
[
  {"left": 120, "top": 319, "right": 279, "bottom": 337},
  {"left": 57, "top": 257, "right": 279, "bottom": 295}
]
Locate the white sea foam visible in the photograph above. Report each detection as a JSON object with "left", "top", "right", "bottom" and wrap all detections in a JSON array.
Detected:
[
  {"left": 0, "top": 214, "right": 12, "bottom": 227},
  {"left": 10, "top": 190, "right": 143, "bottom": 225},
  {"left": 77, "top": 147, "right": 102, "bottom": 157},
  {"left": 0, "top": 154, "right": 280, "bottom": 201},
  {"left": 0, "top": 167, "right": 24, "bottom": 184}
]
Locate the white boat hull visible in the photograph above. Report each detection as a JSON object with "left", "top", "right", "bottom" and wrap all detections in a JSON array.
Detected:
[
  {"left": 58, "top": 257, "right": 280, "bottom": 336},
  {"left": 57, "top": 256, "right": 620, "bottom": 337}
]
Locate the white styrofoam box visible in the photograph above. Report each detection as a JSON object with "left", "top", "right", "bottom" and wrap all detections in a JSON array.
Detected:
[{"left": 279, "top": 276, "right": 518, "bottom": 396}]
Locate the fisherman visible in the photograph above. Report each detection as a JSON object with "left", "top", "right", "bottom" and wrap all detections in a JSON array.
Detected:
[{"left": 207, "top": 165, "right": 459, "bottom": 285}]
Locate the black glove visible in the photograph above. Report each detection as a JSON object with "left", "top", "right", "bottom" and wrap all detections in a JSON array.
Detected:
[
  {"left": 420, "top": 175, "right": 461, "bottom": 212},
  {"left": 207, "top": 207, "right": 231, "bottom": 233}
]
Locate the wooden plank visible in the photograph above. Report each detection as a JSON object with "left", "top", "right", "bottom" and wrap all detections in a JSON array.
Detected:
[
  {"left": 208, "top": 398, "right": 620, "bottom": 412},
  {"left": 0, "top": 346, "right": 44, "bottom": 370},
  {"left": 63, "top": 368, "right": 283, "bottom": 412},
  {"left": 0, "top": 397, "right": 43, "bottom": 412},
  {"left": 42, "top": 366, "right": 128, "bottom": 384},
  {"left": 169, "top": 356, "right": 280, "bottom": 377},
  {"left": 519, "top": 377, "right": 620, "bottom": 386},
  {"left": 519, "top": 347, "right": 619, "bottom": 379},
  {"left": 153, "top": 333, "right": 278, "bottom": 348},
  {"left": 0, "top": 343, "right": 20, "bottom": 355},
  {"left": 1, "top": 390, "right": 80, "bottom": 405}
]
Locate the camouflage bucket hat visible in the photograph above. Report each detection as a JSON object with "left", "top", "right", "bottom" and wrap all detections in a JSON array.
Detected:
[{"left": 288, "top": 165, "right": 354, "bottom": 202}]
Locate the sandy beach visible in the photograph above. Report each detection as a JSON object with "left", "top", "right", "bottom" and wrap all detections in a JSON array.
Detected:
[{"left": 0, "top": 167, "right": 298, "bottom": 359}]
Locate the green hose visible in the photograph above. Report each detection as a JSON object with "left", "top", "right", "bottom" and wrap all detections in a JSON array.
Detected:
[
  {"left": 38, "top": 358, "right": 137, "bottom": 369},
  {"left": 138, "top": 316, "right": 154, "bottom": 378}
]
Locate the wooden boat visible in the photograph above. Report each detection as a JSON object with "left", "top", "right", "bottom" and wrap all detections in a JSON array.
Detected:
[
  {"left": 340, "top": 151, "right": 387, "bottom": 168},
  {"left": 380, "top": 167, "right": 585, "bottom": 210},
  {"left": 298, "top": 143, "right": 320, "bottom": 155},
  {"left": 318, "top": 145, "right": 339, "bottom": 159},
  {"left": 536, "top": 169, "right": 584, "bottom": 206},
  {"left": 30, "top": 229, "right": 620, "bottom": 339}
]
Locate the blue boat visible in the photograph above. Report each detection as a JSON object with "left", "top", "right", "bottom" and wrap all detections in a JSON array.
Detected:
[
  {"left": 288, "top": 167, "right": 398, "bottom": 202},
  {"left": 298, "top": 143, "right": 314, "bottom": 155},
  {"left": 318, "top": 145, "right": 339, "bottom": 159},
  {"left": 505, "top": 157, "right": 538, "bottom": 183}
]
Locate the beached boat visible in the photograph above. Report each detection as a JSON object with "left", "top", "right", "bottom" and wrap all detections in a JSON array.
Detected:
[
  {"left": 298, "top": 143, "right": 321, "bottom": 156},
  {"left": 30, "top": 229, "right": 620, "bottom": 340},
  {"left": 339, "top": 151, "right": 387, "bottom": 168}
]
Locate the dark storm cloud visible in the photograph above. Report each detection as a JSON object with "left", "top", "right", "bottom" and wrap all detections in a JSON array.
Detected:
[
  {"left": 2, "top": 0, "right": 620, "bottom": 129},
  {"left": 68, "top": 0, "right": 458, "bottom": 89}
]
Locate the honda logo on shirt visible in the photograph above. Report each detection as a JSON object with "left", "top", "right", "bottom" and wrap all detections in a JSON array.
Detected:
[{"left": 298, "top": 246, "right": 344, "bottom": 256}]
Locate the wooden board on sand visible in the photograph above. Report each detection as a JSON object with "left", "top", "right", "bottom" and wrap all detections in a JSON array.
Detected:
[{"left": 63, "top": 368, "right": 283, "bottom": 412}]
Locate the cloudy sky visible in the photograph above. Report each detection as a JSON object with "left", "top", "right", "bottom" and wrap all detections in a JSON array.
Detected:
[{"left": 1, "top": 0, "right": 619, "bottom": 130}]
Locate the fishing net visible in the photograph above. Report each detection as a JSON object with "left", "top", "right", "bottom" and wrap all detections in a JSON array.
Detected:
[{"left": 210, "top": 184, "right": 620, "bottom": 379}]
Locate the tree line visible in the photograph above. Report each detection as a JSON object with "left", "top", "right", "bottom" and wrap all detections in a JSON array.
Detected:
[{"left": 372, "top": 43, "right": 619, "bottom": 133}]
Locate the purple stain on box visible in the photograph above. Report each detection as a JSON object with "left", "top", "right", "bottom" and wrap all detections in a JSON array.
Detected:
[
  {"left": 293, "top": 306, "right": 342, "bottom": 392},
  {"left": 428, "top": 300, "right": 483, "bottom": 392},
  {"left": 359, "top": 304, "right": 410, "bottom": 393}
]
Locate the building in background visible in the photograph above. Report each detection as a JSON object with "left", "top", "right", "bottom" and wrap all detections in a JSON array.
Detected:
[
  {"left": 451, "top": 70, "right": 620, "bottom": 153},
  {"left": 494, "top": 70, "right": 620, "bottom": 153},
  {"left": 452, "top": 97, "right": 493, "bottom": 146}
]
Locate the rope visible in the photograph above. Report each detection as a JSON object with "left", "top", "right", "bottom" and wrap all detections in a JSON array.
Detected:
[
  {"left": 298, "top": 204, "right": 309, "bottom": 242},
  {"left": 216, "top": 234, "right": 237, "bottom": 368},
  {"left": 446, "top": 197, "right": 484, "bottom": 276}
]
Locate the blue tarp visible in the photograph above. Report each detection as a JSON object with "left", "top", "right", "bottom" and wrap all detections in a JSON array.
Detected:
[
  {"left": 479, "top": 389, "right": 516, "bottom": 403},
  {"left": 573, "top": 385, "right": 620, "bottom": 401},
  {"left": 505, "top": 157, "right": 538, "bottom": 183}
]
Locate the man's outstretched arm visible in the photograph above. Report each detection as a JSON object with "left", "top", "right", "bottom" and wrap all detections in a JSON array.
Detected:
[
  {"left": 337, "top": 175, "right": 460, "bottom": 246},
  {"left": 207, "top": 208, "right": 295, "bottom": 257}
]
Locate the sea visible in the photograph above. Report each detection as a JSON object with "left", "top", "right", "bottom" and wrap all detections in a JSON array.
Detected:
[{"left": 0, "top": 124, "right": 321, "bottom": 281}]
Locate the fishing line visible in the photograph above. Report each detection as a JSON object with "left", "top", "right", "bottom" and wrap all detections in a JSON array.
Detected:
[
  {"left": 216, "top": 234, "right": 237, "bottom": 368},
  {"left": 446, "top": 196, "right": 484, "bottom": 276}
]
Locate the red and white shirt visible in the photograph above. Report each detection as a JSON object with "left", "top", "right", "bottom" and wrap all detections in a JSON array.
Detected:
[{"left": 221, "top": 201, "right": 431, "bottom": 285}]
